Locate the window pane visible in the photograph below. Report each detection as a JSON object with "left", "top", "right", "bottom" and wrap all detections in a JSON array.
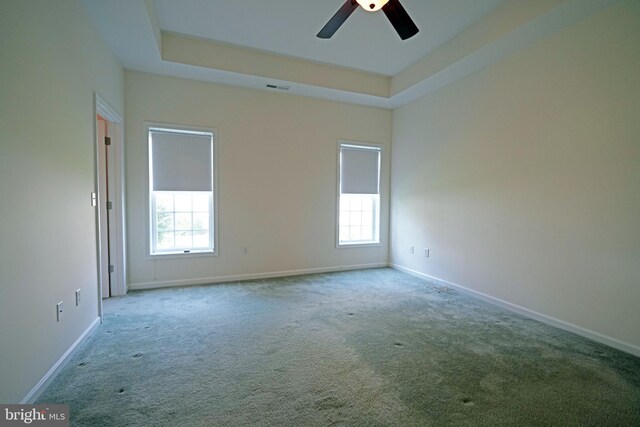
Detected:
[
  {"left": 362, "top": 198, "right": 373, "bottom": 213},
  {"left": 157, "top": 212, "right": 173, "bottom": 234},
  {"left": 361, "top": 227, "right": 373, "bottom": 241},
  {"left": 339, "top": 211, "right": 349, "bottom": 225},
  {"left": 192, "top": 193, "right": 210, "bottom": 212},
  {"left": 175, "top": 231, "right": 192, "bottom": 248},
  {"left": 340, "top": 195, "right": 348, "bottom": 211},
  {"left": 174, "top": 193, "right": 192, "bottom": 212},
  {"left": 337, "top": 182, "right": 380, "bottom": 244},
  {"left": 175, "top": 213, "right": 192, "bottom": 231},
  {"left": 339, "top": 196, "right": 349, "bottom": 212},
  {"left": 151, "top": 191, "right": 214, "bottom": 254},
  {"left": 157, "top": 231, "right": 174, "bottom": 249},
  {"left": 351, "top": 195, "right": 362, "bottom": 211},
  {"left": 349, "top": 211, "right": 361, "bottom": 226},
  {"left": 350, "top": 227, "right": 362, "bottom": 241},
  {"left": 339, "top": 226, "right": 349, "bottom": 242},
  {"left": 192, "top": 212, "right": 209, "bottom": 230},
  {"left": 193, "top": 230, "right": 209, "bottom": 248},
  {"left": 156, "top": 193, "right": 173, "bottom": 212}
]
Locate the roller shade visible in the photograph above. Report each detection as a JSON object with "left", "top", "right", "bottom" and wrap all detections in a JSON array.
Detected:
[
  {"left": 340, "top": 145, "right": 380, "bottom": 194},
  {"left": 150, "top": 130, "right": 213, "bottom": 192}
]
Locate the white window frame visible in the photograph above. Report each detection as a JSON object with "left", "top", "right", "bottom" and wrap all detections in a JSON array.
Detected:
[
  {"left": 336, "top": 141, "right": 382, "bottom": 248},
  {"left": 146, "top": 123, "right": 219, "bottom": 258}
]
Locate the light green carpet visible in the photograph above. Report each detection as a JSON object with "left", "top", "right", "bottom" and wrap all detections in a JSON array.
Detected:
[{"left": 38, "top": 268, "right": 640, "bottom": 426}]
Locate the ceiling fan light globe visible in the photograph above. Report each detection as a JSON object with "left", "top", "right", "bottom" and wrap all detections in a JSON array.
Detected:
[{"left": 355, "top": 0, "right": 389, "bottom": 12}]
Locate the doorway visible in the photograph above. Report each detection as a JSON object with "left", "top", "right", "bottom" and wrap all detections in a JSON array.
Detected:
[
  {"left": 95, "top": 95, "right": 126, "bottom": 311},
  {"left": 96, "top": 114, "right": 113, "bottom": 298}
]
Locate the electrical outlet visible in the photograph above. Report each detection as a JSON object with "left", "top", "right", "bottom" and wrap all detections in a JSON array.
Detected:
[
  {"left": 410, "top": 246, "right": 415, "bottom": 254},
  {"left": 75, "top": 289, "right": 81, "bottom": 306},
  {"left": 424, "top": 248, "right": 430, "bottom": 258},
  {"left": 56, "top": 302, "right": 64, "bottom": 322}
]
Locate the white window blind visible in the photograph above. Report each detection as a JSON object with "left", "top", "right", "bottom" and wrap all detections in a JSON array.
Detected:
[
  {"left": 150, "top": 130, "right": 213, "bottom": 192},
  {"left": 340, "top": 145, "right": 380, "bottom": 194}
]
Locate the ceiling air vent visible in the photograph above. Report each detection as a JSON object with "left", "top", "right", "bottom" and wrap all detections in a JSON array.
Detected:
[{"left": 266, "top": 83, "right": 291, "bottom": 91}]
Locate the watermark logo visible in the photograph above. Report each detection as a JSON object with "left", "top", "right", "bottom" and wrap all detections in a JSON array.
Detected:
[{"left": 0, "top": 405, "right": 69, "bottom": 427}]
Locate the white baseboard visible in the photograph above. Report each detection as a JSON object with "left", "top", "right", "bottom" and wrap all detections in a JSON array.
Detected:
[
  {"left": 22, "top": 317, "right": 101, "bottom": 404},
  {"left": 128, "top": 263, "right": 389, "bottom": 291},
  {"left": 390, "top": 263, "right": 640, "bottom": 358}
]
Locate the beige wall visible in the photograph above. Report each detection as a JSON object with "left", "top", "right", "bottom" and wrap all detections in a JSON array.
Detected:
[
  {"left": 390, "top": 0, "right": 640, "bottom": 352},
  {"left": 0, "top": 0, "right": 124, "bottom": 402},
  {"left": 125, "top": 71, "right": 392, "bottom": 288}
]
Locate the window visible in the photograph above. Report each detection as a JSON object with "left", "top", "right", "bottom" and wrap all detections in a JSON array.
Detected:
[
  {"left": 338, "top": 143, "right": 381, "bottom": 246},
  {"left": 148, "top": 126, "right": 217, "bottom": 255}
]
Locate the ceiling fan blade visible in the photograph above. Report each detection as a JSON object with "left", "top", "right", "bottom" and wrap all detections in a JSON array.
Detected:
[
  {"left": 317, "top": 0, "right": 358, "bottom": 39},
  {"left": 382, "top": 0, "right": 419, "bottom": 40}
]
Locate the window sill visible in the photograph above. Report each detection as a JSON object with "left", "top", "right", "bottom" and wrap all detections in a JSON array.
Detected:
[
  {"left": 147, "top": 250, "right": 217, "bottom": 260},
  {"left": 337, "top": 242, "right": 381, "bottom": 249}
]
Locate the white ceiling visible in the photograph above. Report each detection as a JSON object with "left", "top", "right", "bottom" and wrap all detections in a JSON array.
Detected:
[{"left": 81, "top": 0, "right": 618, "bottom": 108}]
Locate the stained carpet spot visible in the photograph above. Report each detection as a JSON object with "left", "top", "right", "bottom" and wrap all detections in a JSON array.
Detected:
[
  {"left": 315, "top": 396, "right": 345, "bottom": 410},
  {"left": 462, "top": 397, "right": 473, "bottom": 405},
  {"left": 133, "top": 353, "right": 143, "bottom": 358},
  {"left": 394, "top": 342, "right": 404, "bottom": 347},
  {"left": 78, "top": 362, "right": 87, "bottom": 367},
  {"left": 118, "top": 388, "right": 125, "bottom": 394},
  {"left": 347, "top": 313, "right": 355, "bottom": 316}
]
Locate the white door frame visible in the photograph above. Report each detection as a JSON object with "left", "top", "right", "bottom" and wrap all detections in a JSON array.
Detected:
[{"left": 94, "top": 94, "right": 126, "bottom": 317}]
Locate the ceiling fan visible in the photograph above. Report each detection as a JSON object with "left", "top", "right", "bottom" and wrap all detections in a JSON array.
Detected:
[{"left": 317, "top": 0, "right": 419, "bottom": 40}]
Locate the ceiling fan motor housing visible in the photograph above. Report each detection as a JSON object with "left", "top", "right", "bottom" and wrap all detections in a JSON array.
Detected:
[{"left": 356, "top": 0, "right": 389, "bottom": 12}]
